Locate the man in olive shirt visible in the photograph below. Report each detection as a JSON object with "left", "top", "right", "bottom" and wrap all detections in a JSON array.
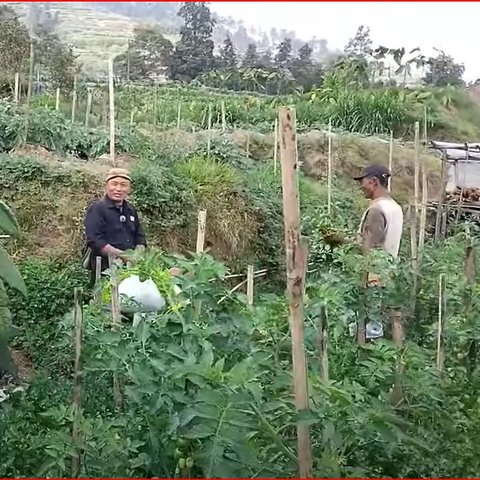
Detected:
[{"left": 354, "top": 165, "right": 404, "bottom": 340}]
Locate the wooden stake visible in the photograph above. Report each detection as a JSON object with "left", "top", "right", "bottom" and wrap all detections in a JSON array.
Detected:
[
  {"left": 196, "top": 210, "right": 207, "bottom": 254},
  {"left": 14, "top": 72, "right": 19, "bottom": 103},
  {"left": 93, "top": 256, "right": 102, "bottom": 307},
  {"left": 388, "top": 130, "right": 393, "bottom": 193},
  {"left": 414, "top": 121, "right": 420, "bottom": 216},
  {"left": 221, "top": 100, "right": 226, "bottom": 132},
  {"left": 318, "top": 305, "right": 329, "bottom": 382},
  {"left": 274, "top": 118, "right": 278, "bottom": 174},
  {"left": 71, "top": 75, "right": 77, "bottom": 123},
  {"left": 130, "top": 110, "right": 134, "bottom": 125},
  {"left": 176, "top": 101, "right": 181, "bottom": 131},
  {"left": 207, "top": 104, "right": 212, "bottom": 157},
  {"left": 108, "top": 58, "right": 116, "bottom": 166},
  {"left": 434, "top": 153, "right": 447, "bottom": 242},
  {"left": 26, "top": 42, "right": 34, "bottom": 108},
  {"left": 436, "top": 273, "right": 446, "bottom": 372},
  {"left": 246, "top": 265, "right": 254, "bottom": 306},
  {"left": 327, "top": 120, "right": 332, "bottom": 215},
  {"left": 278, "top": 106, "right": 312, "bottom": 478},
  {"left": 55, "top": 87, "right": 60, "bottom": 111},
  {"left": 246, "top": 133, "right": 250, "bottom": 159},
  {"left": 71, "top": 287, "right": 83, "bottom": 477},
  {"left": 85, "top": 89, "right": 92, "bottom": 127},
  {"left": 108, "top": 256, "right": 122, "bottom": 406}
]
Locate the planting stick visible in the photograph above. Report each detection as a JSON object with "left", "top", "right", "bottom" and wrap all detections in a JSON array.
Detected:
[
  {"left": 93, "top": 256, "right": 102, "bottom": 307},
  {"left": 436, "top": 273, "right": 446, "bottom": 372},
  {"left": 246, "top": 133, "right": 250, "bottom": 159},
  {"left": 176, "top": 101, "right": 181, "bottom": 131},
  {"left": 435, "top": 152, "right": 447, "bottom": 242},
  {"left": 196, "top": 210, "right": 207, "bottom": 254},
  {"left": 108, "top": 256, "right": 122, "bottom": 406},
  {"left": 318, "top": 305, "right": 329, "bottom": 382},
  {"left": 274, "top": 118, "right": 278, "bottom": 174},
  {"left": 327, "top": 119, "right": 332, "bottom": 215},
  {"left": 207, "top": 104, "right": 212, "bottom": 157},
  {"left": 423, "top": 105, "right": 428, "bottom": 150},
  {"left": 26, "top": 42, "right": 34, "bottom": 108},
  {"left": 55, "top": 87, "right": 60, "bottom": 111},
  {"left": 418, "top": 135, "right": 428, "bottom": 261},
  {"left": 413, "top": 121, "right": 420, "bottom": 216},
  {"left": 72, "top": 288, "right": 83, "bottom": 477},
  {"left": 71, "top": 75, "right": 77, "bottom": 123},
  {"left": 108, "top": 58, "right": 116, "bottom": 166},
  {"left": 279, "top": 106, "right": 312, "bottom": 478},
  {"left": 14, "top": 73, "right": 19, "bottom": 103},
  {"left": 130, "top": 110, "right": 134, "bottom": 125},
  {"left": 221, "top": 100, "right": 226, "bottom": 132},
  {"left": 85, "top": 89, "right": 92, "bottom": 127},
  {"left": 388, "top": 130, "right": 393, "bottom": 192},
  {"left": 247, "top": 265, "right": 254, "bottom": 306}
]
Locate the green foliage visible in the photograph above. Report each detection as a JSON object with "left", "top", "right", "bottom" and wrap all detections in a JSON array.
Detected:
[{"left": 424, "top": 49, "right": 465, "bottom": 87}]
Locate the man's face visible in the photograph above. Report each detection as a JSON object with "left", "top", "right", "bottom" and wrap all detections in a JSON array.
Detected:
[
  {"left": 106, "top": 177, "right": 131, "bottom": 202},
  {"left": 359, "top": 176, "right": 377, "bottom": 199}
]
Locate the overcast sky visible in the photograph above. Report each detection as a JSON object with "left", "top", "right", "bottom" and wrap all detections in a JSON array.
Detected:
[{"left": 211, "top": 2, "right": 479, "bottom": 82}]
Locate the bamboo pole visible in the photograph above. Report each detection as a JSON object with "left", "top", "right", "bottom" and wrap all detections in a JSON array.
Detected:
[
  {"left": 387, "top": 130, "right": 393, "bottom": 193},
  {"left": 196, "top": 210, "right": 207, "bottom": 254},
  {"left": 176, "top": 101, "right": 181, "bottom": 131},
  {"left": 108, "top": 256, "right": 122, "bottom": 406},
  {"left": 14, "top": 73, "right": 19, "bottom": 103},
  {"left": 93, "top": 256, "right": 102, "bottom": 307},
  {"left": 108, "top": 58, "right": 116, "bottom": 166},
  {"left": 71, "top": 288, "right": 83, "bottom": 477},
  {"left": 246, "top": 133, "right": 250, "bottom": 159},
  {"left": 207, "top": 104, "right": 212, "bottom": 157},
  {"left": 418, "top": 137, "right": 428, "bottom": 260},
  {"left": 434, "top": 152, "right": 447, "bottom": 242},
  {"left": 327, "top": 119, "right": 332, "bottom": 215},
  {"left": 436, "top": 273, "right": 446, "bottom": 372},
  {"left": 71, "top": 75, "right": 77, "bottom": 123},
  {"left": 55, "top": 87, "right": 60, "bottom": 111},
  {"left": 278, "top": 106, "right": 312, "bottom": 478},
  {"left": 85, "top": 89, "right": 92, "bottom": 127},
  {"left": 130, "top": 110, "right": 134, "bottom": 125},
  {"left": 319, "top": 305, "right": 329, "bottom": 382},
  {"left": 274, "top": 118, "right": 278, "bottom": 174},
  {"left": 26, "top": 42, "right": 34, "bottom": 108},
  {"left": 247, "top": 265, "right": 254, "bottom": 306},
  {"left": 221, "top": 100, "right": 226, "bottom": 132}
]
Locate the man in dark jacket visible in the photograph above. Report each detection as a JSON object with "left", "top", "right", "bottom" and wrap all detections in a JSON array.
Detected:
[{"left": 84, "top": 168, "right": 146, "bottom": 280}]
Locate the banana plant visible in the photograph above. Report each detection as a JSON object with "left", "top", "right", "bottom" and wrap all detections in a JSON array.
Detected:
[{"left": 0, "top": 200, "right": 26, "bottom": 377}]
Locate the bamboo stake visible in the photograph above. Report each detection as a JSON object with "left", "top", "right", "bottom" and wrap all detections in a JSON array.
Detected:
[
  {"left": 93, "top": 256, "right": 102, "bottom": 307},
  {"left": 434, "top": 153, "right": 447, "bottom": 242},
  {"left": 274, "top": 118, "right": 278, "bottom": 174},
  {"left": 71, "top": 288, "right": 83, "bottom": 477},
  {"left": 176, "top": 101, "right": 181, "bottom": 131},
  {"left": 14, "top": 72, "right": 19, "bottom": 103},
  {"left": 221, "top": 100, "right": 226, "bottom": 132},
  {"left": 418, "top": 139, "right": 428, "bottom": 260},
  {"left": 327, "top": 119, "right": 332, "bottom": 215},
  {"left": 26, "top": 42, "right": 34, "bottom": 108},
  {"left": 71, "top": 75, "right": 77, "bottom": 123},
  {"left": 108, "top": 58, "right": 116, "bottom": 166},
  {"left": 85, "top": 89, "right": 92, "bottom": 127},
  {"left": 247, "top": 265, "right": 254, "bottom": 306},
  {"left": 130, "top": 110, "right": 134, "bottom": 125},
  {"left": 436, "top": 273, "right": 446, "bottom": 372},
  {"left": 196, "top": 210, "right": 207, "bottom": 254},
  {"left": 319, "top": 305, "right": 329, "bottom": 382},
  {"left": 387, "top": 130, "right": 393, "bottom": 193},
  {"left": 279, "top": 106, "right": 312, "bottom": 478},
  {"left": 246, "top": 133, "right": 250, "bottom": 159},
  {"left": 55, "top": 87, "right": 60, "bottom": 111},
  {"left": 414, "top": 121, "right": 420, "bottom": 216},
  {"left": 207, "top": 104, "right": 212, "bottom": 157},
  {"left": 108, "top": 256, "right": 122, "bottom": 406}
]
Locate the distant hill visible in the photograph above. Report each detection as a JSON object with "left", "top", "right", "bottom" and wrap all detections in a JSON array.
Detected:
[{"left": 3, "top": 2, "right": 338, "bottom": 75}]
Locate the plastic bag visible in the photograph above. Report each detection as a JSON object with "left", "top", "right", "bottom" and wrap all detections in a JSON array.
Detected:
[{"left": 118, "top": 275, "right": 166, "bottom": 313}]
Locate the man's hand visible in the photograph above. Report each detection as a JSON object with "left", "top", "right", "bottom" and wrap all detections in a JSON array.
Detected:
[{"left": 169, "top": 267, "right": 182, "bottom": 277}]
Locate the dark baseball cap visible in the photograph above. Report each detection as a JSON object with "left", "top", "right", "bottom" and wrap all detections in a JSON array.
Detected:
[{"left": 353, "top": 164, "right": 391, "bottom": 181}]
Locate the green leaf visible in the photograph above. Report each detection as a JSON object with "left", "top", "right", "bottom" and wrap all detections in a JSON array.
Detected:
[
  {"left": 0, "top": 201, "right": 19, "bottom": 238},
  {"left": 0, "top": 245, "right": 26, "bottom": 296}
]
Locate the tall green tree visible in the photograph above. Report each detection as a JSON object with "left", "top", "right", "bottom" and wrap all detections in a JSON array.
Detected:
[
  {"left": 274, "top": 37, "right": 292, "bottom": 67},
  {"left": 0, "top": 6, "right": 31, "bottom": 80},
  {"left": 242, "top": 43, "right": 259, "bottom": 68},
  {"left": 290, "top": 43, "right": 323, "bottom": 91},
  {"left": 115, "top": 26, "right": 173, "bottom": 81},
  {"left": 169, "top": 2, "right": 215, "bottom": 81},
  {"left": 218, "top": 35, "right": 236, "bottom": 69},
  {"left": 423, "top": 49, "right": 465, "bottom": 87},
  {"left": 344, "top": 25, "right": 372, "bottom": 59}
]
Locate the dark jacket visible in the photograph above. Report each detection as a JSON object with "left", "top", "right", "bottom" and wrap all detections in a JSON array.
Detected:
[{"left": 84, "top": 195, "right": 146, "bottom": 272}]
